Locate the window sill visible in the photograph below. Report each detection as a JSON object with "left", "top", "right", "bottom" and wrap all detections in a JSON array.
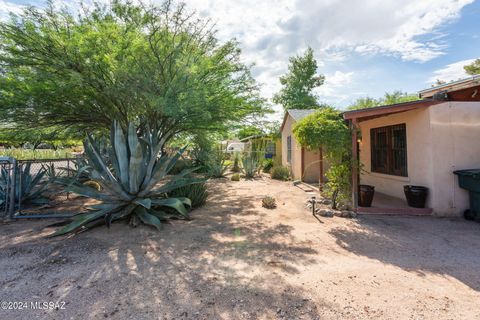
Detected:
[{"left": 365, "top": 171, "right": 410, "bottom": 182}]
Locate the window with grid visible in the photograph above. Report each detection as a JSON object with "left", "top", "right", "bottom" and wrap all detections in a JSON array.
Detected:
[
  {"left": 370, "top": 124, "right": 407, "bottom": 176},
  {"left": 287, "top": 136, "right": 292, "bottom": 163}
]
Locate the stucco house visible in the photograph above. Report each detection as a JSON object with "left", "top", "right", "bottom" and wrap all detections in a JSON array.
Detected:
[
  {"left": 343, "top": 76, "right": 480, "bottom": 216},
  {"left": 281, "top": 109, "right": 327, "bottom": 183}
]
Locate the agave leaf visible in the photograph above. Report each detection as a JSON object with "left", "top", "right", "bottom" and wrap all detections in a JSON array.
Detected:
[
  {"left": 128, "top": 125, "right": 143, "bottom": 194},
  {"left": 149, "top": 177, "right": 206, "bottom": 196},
  {"left": 134, "top": 198, "right": 151, "bottom": 209},
  {"left": 85, "top": 135, "right": 117, "bottom": 183},
  {"left": 66, "top": 184, "right": 119, "bottom": 202},
  {"left": 174, "top": 197, "right": 192, "bottom": 208},
  {"left": 151, "top": 197, "right": 188, "bottom": 216},
  {"left": 51, "top": 208, "right": 111, "bottom": 237},
  {"left": 141, "top": 134, "right": 169, "bottom": 190},
  {"left": 136, "top": 207, "right": 162, "bottom": 230},
  {"left": 113, "top": 122, "right": 129, "bottom": 187}
]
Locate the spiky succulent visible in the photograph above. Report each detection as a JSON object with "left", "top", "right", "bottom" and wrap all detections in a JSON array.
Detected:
[
  {"left": 0, "top": 162, "right": 48, "bottom": 208},
  {"left": 53, "top": 121, "right": 204, "bottom": 236}
]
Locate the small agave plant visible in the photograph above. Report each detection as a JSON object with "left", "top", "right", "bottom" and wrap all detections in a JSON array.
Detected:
[
  {"left": 0, "top": 163, "right": 48, "bottom": 208},
  {"left": 53, "top": 121, "right": 204, "bottom": 236}
]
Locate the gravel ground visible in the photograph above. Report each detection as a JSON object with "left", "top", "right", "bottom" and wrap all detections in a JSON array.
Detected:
[{"left": 1, "top": 176, "right": 480, "bottom": 319}]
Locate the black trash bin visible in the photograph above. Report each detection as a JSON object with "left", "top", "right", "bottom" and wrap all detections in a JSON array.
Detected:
[{"left": 453, "top": 169, "right": 480, "bottom": 220}]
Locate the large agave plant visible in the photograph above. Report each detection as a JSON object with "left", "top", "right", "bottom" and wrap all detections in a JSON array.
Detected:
[
  {"left": 53, "top": 122, "right": 204, "bottom": 236},
  {"left": 0, "top": 163, "right": 48, "bottom": 208}
]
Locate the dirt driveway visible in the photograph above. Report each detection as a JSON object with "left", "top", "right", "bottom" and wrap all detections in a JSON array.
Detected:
[{"left": 1, "top": 177, "right": 480, "bottom": 319}]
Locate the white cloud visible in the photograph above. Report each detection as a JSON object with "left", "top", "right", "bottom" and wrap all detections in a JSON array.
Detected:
[
  {"left": 428, "top": 59, "right": 476, "bottom": 84},
  {"left": 0, "top": 0, "right": 24, "bottom": 18}
]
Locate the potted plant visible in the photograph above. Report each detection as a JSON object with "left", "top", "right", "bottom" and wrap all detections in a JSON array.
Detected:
[
  {"left": 358, "top": 184, "right": 375, "bottom": 207},
  {"left": 404, "top": 185, "right": 429, "bottom": 208}
]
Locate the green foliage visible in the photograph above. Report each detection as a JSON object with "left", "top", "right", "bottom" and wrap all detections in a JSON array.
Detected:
[
  {"left": 262, "top": 196, "right": 277, "bottom": 209},
  {"left": 293, "top": 107, "right": 349, "bottom": 160},
  {"left": 241, "top": 154, "right": 261, "bottom": 179},
  {"left": 347, "top": 91, "right": 419, "bottom": 110},
  {"left": 0, "top": 162, "right": 49, "bottom": 208},
  {"left": 237, "top": 126, "right": 263, "bottom": 140},
  {"left": 0, "top": 148, "right": 75, "bottom": 160},
  {"left": 270, "top": 166, "right": 290, "bottom": 181},
  {"left": 464, "top": 59, "right": 480, "bottom": 75},
  {"left": 263, "top": 159, "right": 274, "bottom": 173},
  {"left": 273, "top": 47, "right": 325, "bottom": 110},
  {"left": 168, "top": 182, "right": 208, "bottom": 208},
  {"left": 232, "top": 152, "right": 241, "bottom": 172},
  {"left": 231, "top": 173, "right": 240, "bottom": 181},
  {"left": 293, "top": 107, "right": 353, "bottom": 208},
  {"left": 323, "top": 162, "right": 352, "bottom": 210},
  {"left": 206, "top": 150, "right": 229, "bottom": 178},
  {"left": 52, "top": 121, "right": 205, "bottom": 236},
  {"left": 0, "top": 126, "right": 82, "bottom": 148},
  {"left": 0, "top": 1, "right": 269, "bottom": 145}
]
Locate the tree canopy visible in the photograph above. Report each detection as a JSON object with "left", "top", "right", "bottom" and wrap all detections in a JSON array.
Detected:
[
  {"left": 273, "top": 47, "right": 325, "bottom": 110},
  {"left": 464, "top": 59, "right": 480, "bottom": 75},
  {"left": 347, "top": 90, "right": 419, "bottom": 110},
  {"left": 292, "top": 107, "right": 349, "bottom": 158},
  {"left": 0, "top": 0, "right": 269, "bottom": 146}
]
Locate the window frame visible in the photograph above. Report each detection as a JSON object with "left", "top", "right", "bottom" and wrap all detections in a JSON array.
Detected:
[{"left": 370, "top": 123, "right": 408, "bottom": 177}]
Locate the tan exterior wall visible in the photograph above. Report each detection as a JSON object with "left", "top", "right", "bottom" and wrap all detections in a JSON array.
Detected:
[
  {"left": 358, "top": 101, "right": 480, "bottom": 216},
  {"left": 281, "top": 114, "right": 323, "bottom": 183},
  {"left": 429, "top": 102, "right": 480, "bottom": 215}
]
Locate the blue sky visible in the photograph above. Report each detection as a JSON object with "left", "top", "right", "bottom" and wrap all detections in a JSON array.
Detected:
[{"left": 1, "top": 0, "right": 479, "bottom": 120}]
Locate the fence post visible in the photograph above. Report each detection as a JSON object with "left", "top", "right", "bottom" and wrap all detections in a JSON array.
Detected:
[{"left": 8, "top": 158, "right": 17, "bottom": 219}]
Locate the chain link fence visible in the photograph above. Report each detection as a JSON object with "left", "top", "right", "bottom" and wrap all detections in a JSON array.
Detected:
[{"left": 0, "top": 157, "right": 81, "bottom": 219}]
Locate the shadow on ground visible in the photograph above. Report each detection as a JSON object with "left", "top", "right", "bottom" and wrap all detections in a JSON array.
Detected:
[
  {"left": 328, "top": 215, "right": 480, "bottom": 291},
  {"left": 0, "top": 179, "right": 327, "bottom": 319}
]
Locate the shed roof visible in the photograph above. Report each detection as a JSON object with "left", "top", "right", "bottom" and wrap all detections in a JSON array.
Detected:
[{"left": 280, "top": 109, "right": 317, "bottom": 132}]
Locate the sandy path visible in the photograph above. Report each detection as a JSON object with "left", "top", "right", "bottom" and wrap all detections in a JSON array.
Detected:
[{"left": 1, "top": 176, "right": 480, "bottom": 319}]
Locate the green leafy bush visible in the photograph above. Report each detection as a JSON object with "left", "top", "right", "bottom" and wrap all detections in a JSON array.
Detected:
[
  {"left": 324, "top": 162, "right": 352, "bottom": 210},
  {"left": 168, "top": 182, "right": 208, "bottom": 208},
  {"left": 270, "top": 166, "right": 290, "bottom": 181},
  {"left": 52, "top": 121, "right": 205, "bottom": 236},
  {"left": 231, "top": 173, "right": 240, "bottom": 181},
  {"left": 262, "top": 159, "right": 274, "bottom": 173}
]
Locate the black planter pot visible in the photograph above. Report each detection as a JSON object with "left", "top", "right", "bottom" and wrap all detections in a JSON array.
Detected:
[
  {"left": 404, "top": 185, "right": 429, "bottom": 208},
  {"left": 359, "top": 184, "right": 375, "bottom": 207}
]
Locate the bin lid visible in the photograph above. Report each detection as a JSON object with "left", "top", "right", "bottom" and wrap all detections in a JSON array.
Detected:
[{"left": 453, "top": 169, "right": 480, "bottom": 177}]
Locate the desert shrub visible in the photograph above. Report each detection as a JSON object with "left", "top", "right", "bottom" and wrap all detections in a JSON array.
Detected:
[
  {"left": 206, "top": 151, "right": 229, "bottom": 178},
  {"left": 262, "top": 159, "right": 274, "bottom": 173},
  {"left": 242, "top": 154, "right": 261, "bottom": 178},
  {"left": 232, "top": 152, "right": 241, "bottom": 172},
  {"left": 270, "top": 166, "right": 290, "bottom": 180},
  {"left": 0, "top": 162, "right": 49, "bottom": 207},
  {"left": 323, "top": 162, "right": 352, "bottom": 210},
  {"left": 169, "top": 158, "right": 193, "bottom": 175},
  {"left": 231, "top": 173, "right": 240, "bottom": 181},
  {"left": 262, "top": 196, "right": 277, "bottom": 209},
  {"left": 168, "top": 182, "right": 208, "bottom": 208}
]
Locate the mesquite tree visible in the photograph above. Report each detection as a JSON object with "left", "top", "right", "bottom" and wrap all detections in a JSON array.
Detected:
[{"left": 0, "top": 0, "right": 268, "bottom": 148}]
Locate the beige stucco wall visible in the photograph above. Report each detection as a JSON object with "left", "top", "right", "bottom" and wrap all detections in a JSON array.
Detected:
[
  {"left": 358, "top": 101, "right": 480, "bottom": 216},
  {"left": 281, "top": 115, "right": 301, "bottom": 179},
  {"left": 281, "top": 114, "right": 322, "bottom": 182},
  {"left": 429, "top": 102, "right": 480, "bottom": 216}
]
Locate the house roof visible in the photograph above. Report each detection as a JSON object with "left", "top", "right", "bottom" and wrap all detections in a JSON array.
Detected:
[
  {"left": 419, "top": 75, "right": 480, "bottom": 99},
  {"left": 280, "top": 109, "right": 317, "bottom": 132},
  {"left": 342, "top": 99, "right": 442, "bottom": 122}
]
